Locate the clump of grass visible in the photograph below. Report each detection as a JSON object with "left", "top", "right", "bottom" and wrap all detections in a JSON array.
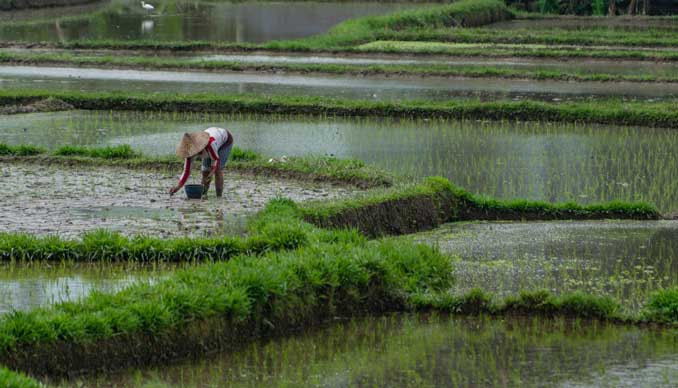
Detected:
[
  {"left": 54, "top": 144, "right": 140, "bottom": 159},
  {"left": 502, "top": 290, "right": 621, "bottom": 319},
  {"left": 642, "top": 287, "right": 678, "bottom": 323},
  {"left": 0, "top": 221, "right": 309, "bottom": 262},
  {"left": 229, "top": 147, "right": 260, "bottom": 162},
  {"left": 0, "top": 143, "right": 46, "bottom": 156},
  {"left": 0, "top": 367, "right": 42, "bottom": 388}
]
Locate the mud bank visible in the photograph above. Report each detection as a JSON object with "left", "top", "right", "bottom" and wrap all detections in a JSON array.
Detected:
[{"left": 303, "top": 178, "right": 661, "bottom": 237}]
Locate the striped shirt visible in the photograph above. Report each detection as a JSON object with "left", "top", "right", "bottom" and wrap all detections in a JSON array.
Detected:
[{"left": 177, "top": 127, "right": 232, "bottom": 187}]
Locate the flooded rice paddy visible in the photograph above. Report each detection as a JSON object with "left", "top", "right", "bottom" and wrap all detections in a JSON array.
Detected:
[
  {"left": 0, "top": 65, "right": 677, "bottom": 102},
  {"left": 61, "top": 313, "right": 678, "bottom": 387},
  {"left": 0, "top": 0, "right": 420, "bottom": 43},
  {"left": 0, "top": 163, "right": 357, "bottom": 238},
  {"left": 0, "top": 261, "right": 173, "bottom": 313},
  {"left": 2, "top": 110, "right": 677, "bottom": 213},
  {"left": 192, "top": 53, "right": 678, "bottom": 77},
  {"left": 413, "top": 220, "right": 678, "bottom": 313}
]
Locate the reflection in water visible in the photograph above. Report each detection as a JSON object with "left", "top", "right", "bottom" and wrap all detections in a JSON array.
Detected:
[
  {"left": 0, "top": 0, "right": 420, "bottom": 43},
  {"left": 0, "top": 65, "right": 676, "bottom": 102},
  {"left": 64, "top": 314, "right": 678, "bottom": 387},
  {"left": 0, "top": 261, "right": 170, "bottom": 313},
  {"left": 140, "top": 19, "right": 154, "bottom": 34},
  {"left": 413, "top": 220, "right": 678, "bottom": 313},
  {"left": 1, "top": 111, "right": 677, "bottom": 212}
]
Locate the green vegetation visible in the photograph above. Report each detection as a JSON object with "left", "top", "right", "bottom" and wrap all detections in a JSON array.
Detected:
[
  {"left": 2, "top": 51, "right": 677, "bottom": 83},
  {"left": 357, "top": 40, "right": 678, "bottom": 60},
  {"left": 2, "top": 90, "right": 677, "bottom": 128},
  {"left": 642, "top": 287, "right": 678, "bottom": 323},
  {"left": 0, "top": 367, "right": 41, "bottom": 388},
  {"left": 0, "top": 142, "right": 392, "bottom": 188},
  {"left": 0, "top": 143, "right": 45, "bottom": 156},
  {"left": 414, "top": 288, "right": 650, "bottom": 322},
  {"left": 302, "top": 177, "right": 661, "bottom": 236},
  {"left": 53, "top": 144, "right": 140, "bottom": 159},
  {"left": 267, "top": 0, "right": 513, "bottom": 50}
]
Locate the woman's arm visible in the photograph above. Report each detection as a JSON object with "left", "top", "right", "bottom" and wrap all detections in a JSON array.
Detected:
[{"left": 169, "top": 158, "right": 191, "bottom": 196}]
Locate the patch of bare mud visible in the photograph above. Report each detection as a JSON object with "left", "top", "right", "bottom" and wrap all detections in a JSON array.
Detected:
[
  {"left": 0, "top": 97, "right": 73, "bottom": 115},
  {"left": 0, "top": 164, "right": 359, "bottom": 238}
]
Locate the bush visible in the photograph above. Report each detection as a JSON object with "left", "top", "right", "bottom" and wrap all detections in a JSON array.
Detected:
[{"left": 643, "top": 287, "right": 678, "bottom": 323}]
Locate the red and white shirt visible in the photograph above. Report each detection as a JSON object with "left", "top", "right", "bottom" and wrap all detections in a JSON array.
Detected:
[{"left": 177, "top": 127, "right": 232, "bottom": 188}]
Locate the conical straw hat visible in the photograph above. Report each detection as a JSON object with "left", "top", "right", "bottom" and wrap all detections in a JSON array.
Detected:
[{"left": 176, "top": 131, "right": 210, "bottom": 158}]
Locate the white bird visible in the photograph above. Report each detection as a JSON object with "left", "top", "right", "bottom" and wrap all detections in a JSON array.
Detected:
[{"left": 141, "top": 1, "right": 154, "bottom": 10}]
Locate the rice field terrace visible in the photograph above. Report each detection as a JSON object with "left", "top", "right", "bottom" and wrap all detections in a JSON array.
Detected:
[{"left": 0, "top": 0, "right": 677, "bottom": 386}]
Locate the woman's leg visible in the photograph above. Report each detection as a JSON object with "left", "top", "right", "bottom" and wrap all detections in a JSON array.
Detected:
[
  {"left": 215, "top": 168, "right": 224, "bottom": 198},
  {"left": 201, "top": 170, "right": 212, "bottom": 196}
]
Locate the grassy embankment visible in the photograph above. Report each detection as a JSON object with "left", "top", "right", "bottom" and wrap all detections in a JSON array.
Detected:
[
  {"left": 2, "top": 51, "right": 678, "bottom": 83},
  {"left": 301, "top": 177, "right": 661, "bottom": 237},
  {"left": 0, "top": 142, "right": 391, "bottom": 189},
  {"left": 0, "top": 199, "right": 675, "bottom": 384},
  {"left": 2, "top": 90, "right": 677, "bottom": 128}
]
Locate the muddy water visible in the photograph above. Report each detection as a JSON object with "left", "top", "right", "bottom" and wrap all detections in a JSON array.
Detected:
[
  {"left": 0, "top": 0, "right": 420, "bottom": 43},
  {"left": 61, "top": 314, "right": 678, "bottom": 387},
  {"left": 412, "top": 220, "right": 678, "bottom": 313},
  {"left": 2, "top": 111, "right": 677, "bottom": 213},
  {"left": 0, "top": 163, "right": 357, "bottom": 238},
  {"left": 0, "top": 65, "right": 677, "bottom": 102},
  {"left": 0, "top": 261, "right": 173, "bottom": 313}
]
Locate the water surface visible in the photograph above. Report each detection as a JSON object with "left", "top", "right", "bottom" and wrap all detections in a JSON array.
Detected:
[
  {"left": 413, "top": 220, "right": 678, "bottom": 312},
  {"left": 61, "top": 314, "right": 678, "bottom": 387},
  {"left": 2, "top": 111, "right": 677, "bottom": 212},
  {"left": 0, "top": 0, "right": 419, "bottom": 42},
  {"left": 0, "top": 261, "right": 171, "bottom": 313},
  {"left": 0, "top": 65, "right": 676, "bottom": 102}
]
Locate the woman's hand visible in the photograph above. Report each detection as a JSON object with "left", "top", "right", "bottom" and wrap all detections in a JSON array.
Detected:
[{"left": 169, "top": 186, "right": 180, "bottom": 196}]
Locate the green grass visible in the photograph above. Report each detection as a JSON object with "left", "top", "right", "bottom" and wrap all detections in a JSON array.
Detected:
[
  {"left": 357, "top": 40, "right": 678, "bottom": 61},
  {"left": 360, "top": 26, "right": 678, "bottom": 48},
  {"left": 0, "top": 143, "right": 46, "bottom": 156},
  {"left": 2, "top": 51, "right": 677, "bottom": 83},
  {"left": 53, "top": 144, "right": 140, "bottom": 159},
  {"left": 413, "top": 288, "right": 624, "bottom": 321},
  {"left": 0, "top": 367, "right": 42, "bottom": 388},
  {"left": 642, "top": 287, "right": 678, "bottom": 323},
  {"left": 2, "top": 90, "right": 677, "bottom": 128}
]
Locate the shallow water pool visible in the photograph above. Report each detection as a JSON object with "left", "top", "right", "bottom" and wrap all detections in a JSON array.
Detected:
[
  {"left": 59, "top": 313, "right": 678, "bottom": 387},
  {"left": 412, "top": 220, "right": 678, "bottom": 313}
]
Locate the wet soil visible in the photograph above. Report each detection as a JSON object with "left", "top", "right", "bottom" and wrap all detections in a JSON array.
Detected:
[
  {"left": 0, "top": 98, "right": 73, "bottom": 114},
  {"left": 0, "top": 163, "right": 358, "bottom": 238}
]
